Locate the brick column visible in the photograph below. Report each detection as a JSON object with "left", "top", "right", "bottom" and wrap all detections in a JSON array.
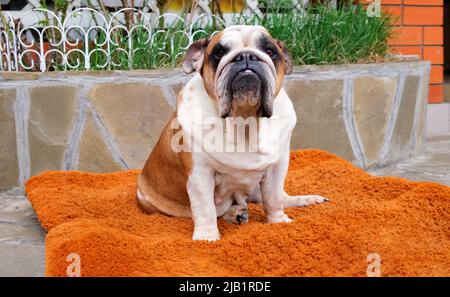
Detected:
[{"left": 378, "top": 0, "right": 444, "bottom": 103}]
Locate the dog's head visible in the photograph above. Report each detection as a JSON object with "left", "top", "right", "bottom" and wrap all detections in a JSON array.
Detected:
[{"left": 182, "top": 25, "right": 292, "bottom": 118}]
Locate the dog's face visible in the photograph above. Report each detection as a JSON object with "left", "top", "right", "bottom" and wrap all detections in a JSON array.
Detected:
[{"left": 182, "top": 25, "right": 292, "bottom": 118}]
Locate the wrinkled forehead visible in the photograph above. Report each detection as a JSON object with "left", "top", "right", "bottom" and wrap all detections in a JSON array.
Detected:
[{"left": 211, "top": 25, "right": 269, "bottom": 49}]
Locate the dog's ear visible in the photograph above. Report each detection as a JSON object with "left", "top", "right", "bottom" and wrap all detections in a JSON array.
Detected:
[
  {"left": 182, "top": 38, "right": 209, "bottom": 74},
  {"left": 276, "top": 40, "right": 292, "bottom": 75}
]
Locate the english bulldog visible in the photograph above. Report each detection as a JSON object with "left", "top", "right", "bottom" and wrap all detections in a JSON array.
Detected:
[{"left": 137, "top": 25, "right": 329, "bottom": 241}]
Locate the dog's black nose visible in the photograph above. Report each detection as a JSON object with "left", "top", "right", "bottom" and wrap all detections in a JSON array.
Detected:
[{"left": 234, "top": 52, "right": 261, "bottom": 64}]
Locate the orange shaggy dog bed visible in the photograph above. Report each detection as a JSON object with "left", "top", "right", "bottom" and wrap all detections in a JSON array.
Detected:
[{"left": 25, "top": 150, "right": 450, "bottom": 276}]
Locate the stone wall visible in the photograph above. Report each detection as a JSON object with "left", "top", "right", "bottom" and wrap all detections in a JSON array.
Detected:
[{"left": 0, "top": 60, "right": 430, "bottom": 191}]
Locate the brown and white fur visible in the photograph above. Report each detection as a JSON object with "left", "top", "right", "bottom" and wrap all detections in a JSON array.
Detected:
[{"left": 137, "top": 25, "right": 329, "bottom": 241}]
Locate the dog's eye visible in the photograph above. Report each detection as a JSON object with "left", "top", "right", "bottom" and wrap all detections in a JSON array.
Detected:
[
  {"left": 266, "top": 49, "right": 274, "bottom": 57},
  {"left": 214, "top": 47, "right": 225, "bottom": 58}
]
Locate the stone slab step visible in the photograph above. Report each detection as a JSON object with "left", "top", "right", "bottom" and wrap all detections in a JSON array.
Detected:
[{"left": 427, "top": 103, "right": 450, "bottom": 136}]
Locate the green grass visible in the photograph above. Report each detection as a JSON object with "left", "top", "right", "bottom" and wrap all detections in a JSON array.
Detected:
[{"left": 238, "top": 3, "right": 394, "bottom": 65}]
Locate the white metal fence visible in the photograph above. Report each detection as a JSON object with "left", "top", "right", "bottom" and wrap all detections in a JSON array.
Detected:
[
  {"left": 0, "top": 8, "right": 227, "bottom": 71},
  {"left": 0, "top": 1, "right": 337, "bottom": 72}
]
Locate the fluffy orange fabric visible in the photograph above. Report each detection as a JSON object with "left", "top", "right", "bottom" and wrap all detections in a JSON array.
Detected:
[{"left": 25, "top": 150, "right": 450, "bottom": 276}]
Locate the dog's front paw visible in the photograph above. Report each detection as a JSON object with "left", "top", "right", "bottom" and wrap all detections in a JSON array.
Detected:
[
  {"left": 192, "top": 227, "right": 220, "bottom": 242},
  {"left": 266, "top": 211, "right": 293, "bottom": 224}
]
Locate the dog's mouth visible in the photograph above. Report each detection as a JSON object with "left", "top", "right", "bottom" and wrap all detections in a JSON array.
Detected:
[
  {"left": 217, "top": 62, "right": 274, "bottom": 119},
  {"left": 231, "top": 70, "right": 261, "bottom": 106}
]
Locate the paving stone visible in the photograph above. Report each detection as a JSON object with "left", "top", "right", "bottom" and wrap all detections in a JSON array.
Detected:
[
  {"left": 0, "top": 89, "right": 19, "bottom": 191},
  {"left": 353, "top": 76, "right": 398, "bottom": 167},
  {"left": 28, "top": 86, "right": 79, "bottom": 176},
  {"left": 88, "top": 83, "right": 174, "bottom": 169},
  {"left": 0, "top": 242, "right": 45, "bottom": 276},
  {"left": 286, "top": 79, "right": 355, "bottom": 162},
  {"left": 0, "top": 193, "right": 45, "bottom": 277},
  {"left": 371, "top": 134, "right": 450, "bottom": 186},
  {"left": 77, "top": 111, "right": 123, "bottom": 172}
]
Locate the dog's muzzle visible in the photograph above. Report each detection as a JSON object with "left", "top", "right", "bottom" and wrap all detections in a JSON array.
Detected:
[{"left": 216, "top": 50, "right": 276, "bottom": 118}]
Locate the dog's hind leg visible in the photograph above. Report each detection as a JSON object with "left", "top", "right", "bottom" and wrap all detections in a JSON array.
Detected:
[
  {"left": 282, "top": 191, "right": 330, "bottom": 208},
  {"left": 137, "top": 189, "right": 160, "bottom": 214}
]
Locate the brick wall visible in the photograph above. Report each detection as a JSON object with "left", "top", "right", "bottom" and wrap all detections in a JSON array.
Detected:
[{"left": 374, "top": 0, "right": 444, "bottom": 103}]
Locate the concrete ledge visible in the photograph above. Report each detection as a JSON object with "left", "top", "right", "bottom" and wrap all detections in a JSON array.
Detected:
[
  {"left": 0, "top": 60, "right": 431, "bottom": 191},
  {"left": 427, "top": 103, "right": 450, "bottom": 136}
]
